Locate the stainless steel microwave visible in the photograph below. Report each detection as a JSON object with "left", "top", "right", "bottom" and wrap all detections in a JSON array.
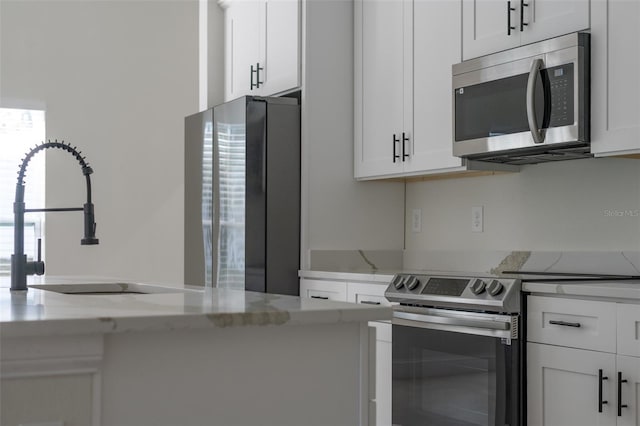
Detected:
[{"left": 452, "top": 32, "right": 590, "bottom": 165}]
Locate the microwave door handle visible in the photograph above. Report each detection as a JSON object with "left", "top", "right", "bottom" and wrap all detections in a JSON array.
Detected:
[{"left": 526, "top": 58, "right": 545, "bottom": 144}]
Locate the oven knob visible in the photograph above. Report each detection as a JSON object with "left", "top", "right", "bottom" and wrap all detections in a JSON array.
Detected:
[
  {"left": 391, "top": 274, "right": 405, "bottom": 289},
  {"left": 405, "top": 276, "right": 420, "bottom": 291},
  {"left": 488, "top": 280, "right": 504, "bottom": 296},
  {"left": 470, "top": 278, "right": 486, "bottom": 295}
]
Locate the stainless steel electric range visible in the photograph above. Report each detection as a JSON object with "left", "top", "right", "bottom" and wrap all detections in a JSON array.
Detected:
[{"left": 385, "top": 272, "right": 523, "bottom": 426}]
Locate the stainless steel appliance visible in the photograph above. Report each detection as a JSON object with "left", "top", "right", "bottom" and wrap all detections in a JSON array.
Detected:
[
  {"left": 386, "top": 273, "right": 522, "bottom": 426},
  {"left": 184, "top": 96, "right": 300, "bottom": 295},
  {"left": 452, "top": 32, "right": 590, "bottom": 165}
]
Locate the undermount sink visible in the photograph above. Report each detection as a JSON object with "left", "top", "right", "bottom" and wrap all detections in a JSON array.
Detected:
[{"left": 29, "top": 282, "right": 188, "bottom": 295}]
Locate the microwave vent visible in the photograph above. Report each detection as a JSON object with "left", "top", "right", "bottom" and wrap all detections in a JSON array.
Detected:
[{"left": 473, "top": 146, "right": 593, "bottom": 165}]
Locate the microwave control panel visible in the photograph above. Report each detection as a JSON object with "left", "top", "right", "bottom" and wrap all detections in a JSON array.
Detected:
[{"left": 546, "top": 63, "right": 574, "bottom": 128}]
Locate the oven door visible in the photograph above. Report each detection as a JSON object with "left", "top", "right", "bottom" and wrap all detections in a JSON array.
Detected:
[{"left": 392, "top": 307, "right": 520, "bottom": 426}]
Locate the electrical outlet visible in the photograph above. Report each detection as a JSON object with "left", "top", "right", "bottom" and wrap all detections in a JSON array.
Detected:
[
  {"left": 471, "top": 206, "right": 483, "bottom": 232},
  {"left": 411, "top": 209, "right": 422, "bottom": 233}
]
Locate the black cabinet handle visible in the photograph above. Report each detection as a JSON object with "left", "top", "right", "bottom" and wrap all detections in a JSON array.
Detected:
[
  {"left": 311, "top": 295, "right": 329, "bottom": 300},
  {"left": 250, "top": 65, "right": 256, "bottom": 90},
  {"left": 549, "top": 320, "right": 581, "bottom": 328},
  {"left": 402, "top": 132, "right": 410, "bottom": 161},
  {"left": 599, "top": 369, "right": 608, "bottom": 413},
  {"left": 360, "top": 300, "right": 381, "bottom": 305},
  {"left": 520, "top": 0, "right": 529, "bottom": 32},
  {"left": 392, "top": 134, "right": 400, "bottom": 163},
  {"left": 507, "top": 1, "right": 516, "bottom": 35},
  {"left": 250, "top": 63, "right": 264, "bottom": 90},
  {"left": 256, "top": 62, "right": 264, "bottom": 88},
  {"left": 618, "top": 372, "right": 628, "bottom": 416}
]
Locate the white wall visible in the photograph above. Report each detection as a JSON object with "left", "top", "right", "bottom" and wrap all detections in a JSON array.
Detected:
[
  {"left": 405, "top": 158, "right": 640, "bottom": 252},
  {"left": 1, "top": 0, "right": 199, "bottom": 285},
  {"left": 301, "top": 0, "right": 405, "bottom": 266}
]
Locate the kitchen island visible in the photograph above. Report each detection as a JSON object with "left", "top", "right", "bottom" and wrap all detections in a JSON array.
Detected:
[{"left": 1, "top": 279, "right": 390, "bottom": 426}]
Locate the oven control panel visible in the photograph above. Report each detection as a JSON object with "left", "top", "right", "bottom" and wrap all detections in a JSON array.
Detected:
[{"left": 386, "top": 274, "right": 521, "bottom": 313}]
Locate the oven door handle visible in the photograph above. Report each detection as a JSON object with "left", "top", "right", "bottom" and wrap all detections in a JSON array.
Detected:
[
  {"left": 526, "top": 57, "right": 546, "bottom": 144},
  {"left": 392, "top": 310, "right": 515, "bottom": 340}
]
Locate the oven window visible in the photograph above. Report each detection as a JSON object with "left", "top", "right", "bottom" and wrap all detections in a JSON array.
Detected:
[{"left": 392, "top": 325, "right": 516, "bottom": 426}]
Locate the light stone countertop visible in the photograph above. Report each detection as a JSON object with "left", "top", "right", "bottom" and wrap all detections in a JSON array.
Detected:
[
  {"left": 522, "top": 279, "right": 640, "bottom": 301},
  {"left": 0, "top": 277, "right": 391, "bottom": 338},
  {"left": 298, "top": 269, "right": 395, "bottom": 283}
]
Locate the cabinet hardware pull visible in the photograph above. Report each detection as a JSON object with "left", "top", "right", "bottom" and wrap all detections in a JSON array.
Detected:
[
  {"left": 360, "top": 300, "right": 381, "bottom": 305},
  {"left": 250, "top": 63, "right": 264, "bottom": 90},
  {"left": 507, "top": 1, "right": 516, "bottom": 35},
  {"left": 549, "top": 320, "right": 581, "bottom": 328},
  {"left": 393, "top": 134, "right": 400, "bottom": 163},
  {"left": 256, "top": 62, "right": 264, "bottom": 88},
  {"left": 402, "top": 132, "right": 410, "bottom": 161},
  {"left": 618, "top": 372, "right": 628, "bottom": 416},
  {"left": 520, "top": 0, "right": 529, "bottom": 32},
  {"left": 311, "top": 295, "right": 329, "bottom": 300},
  {"left": 599, "top": 369, "right": 608, "bottom": 413}
]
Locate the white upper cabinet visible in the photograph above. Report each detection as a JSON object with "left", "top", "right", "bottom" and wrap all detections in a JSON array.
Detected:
[
  {"left": 355, "top": 0, "right": 467, "bottom": 180},
  {"left": 355, "top": 0, "right": 408, "bottom": 178},
  {"left": 590, "top": 0, "right": 640, "bottom": 157},
  {"left": 224, "top": 1, "right": 263, "bottom": 101},
  {"left": 462, "top": 0, "right": 590, "bottom": 60},
  {"left": 462, "top": 0, "right": 520, "bottom": 61},
  {"left": 222, "top": 0, "right": 300, "bottom": 101},
  {"left": 407, "top": 0, "right": 464, "bottom": 174},
  {"left": 519, "top": 0, "right": 590, "bottom": 45},
  {"left": 262, "top": 0, "right": 300, "bottom": 96}
]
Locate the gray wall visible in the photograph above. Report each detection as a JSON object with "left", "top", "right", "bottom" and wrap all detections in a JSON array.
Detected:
[
  {"left": 1, "top": 0, "right": 200, "bottom": 285},
  {"left": 405, "top": 158, "right": 640, "bottom": 251},
  {"left": 301, "top": 0, "right": 405, "bottom": 267}
]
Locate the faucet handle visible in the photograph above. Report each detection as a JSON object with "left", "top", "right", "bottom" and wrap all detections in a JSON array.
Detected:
[{"left": 33, "top": 238, "right": 45, "bottom": 275}]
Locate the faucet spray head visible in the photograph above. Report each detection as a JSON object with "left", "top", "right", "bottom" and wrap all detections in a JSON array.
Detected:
[{"left": 82, "top": 202, "right": 99, "bottom": 245}]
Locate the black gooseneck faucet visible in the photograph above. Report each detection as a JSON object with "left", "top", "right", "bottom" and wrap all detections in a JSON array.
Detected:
[{"left": 11, "top": 140, "right": 99, "bottom": 291}]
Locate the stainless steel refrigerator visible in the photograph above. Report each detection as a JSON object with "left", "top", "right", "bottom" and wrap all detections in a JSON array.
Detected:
[{"left": 184, "top": 96, "right": 300, "bottom": 295}]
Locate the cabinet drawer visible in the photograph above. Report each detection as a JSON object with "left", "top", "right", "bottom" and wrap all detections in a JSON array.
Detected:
[
  {"left": 617, "top": 303, "right": 640, "bottom": 357},
  {"left": 347, "top": 282, "right": 393, "bottom": 307},
  {"left": 299, "top": 279, "right": 347, "bottom": 302},
  {"left": 527, "top": 296, "right": 616, "bottom": 352}
]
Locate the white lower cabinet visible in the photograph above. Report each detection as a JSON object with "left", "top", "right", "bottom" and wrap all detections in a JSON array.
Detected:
[
  {"left": 528, "top": 296, "right": 640, "bottom": 426},
  {"left": 527, "top": 343, "right": 616, "bottom": 426},
  {"left": 617, "top": 355, "right": 640, "bottom": 426},
  {"left": 300, "top": 275, "right": 393, "bottom": 426},
  {"left": 299, "top": 278, "right": 348, "bottom": 301}
]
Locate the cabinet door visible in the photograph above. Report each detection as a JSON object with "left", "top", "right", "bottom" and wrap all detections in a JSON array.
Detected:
[
  {"left": 225, "top": 1, "right": 264, "bottom": 101},
  {"left": 618, "top": 355, "right": 640, "bottom": 426},
  {"left": 462, "top": 0, "right": 521, "bottom": 60},
  {"left": 407, "top": 0, "right": 464, "bottom": 175},
  {"left": 527, "top": 343, "right": 617, "bottom": 426},
  {"left": 261, "top": 0, "right": 300, "bottom": 96},
  {"left": 355, "top": 0, "right": 408, "bottom": 178},
  {"left": 591, "top": 0, "right": 640, "bottom": 156},
  {"left": 519, "top": 0, "right": 589, "bottom": 45}
]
